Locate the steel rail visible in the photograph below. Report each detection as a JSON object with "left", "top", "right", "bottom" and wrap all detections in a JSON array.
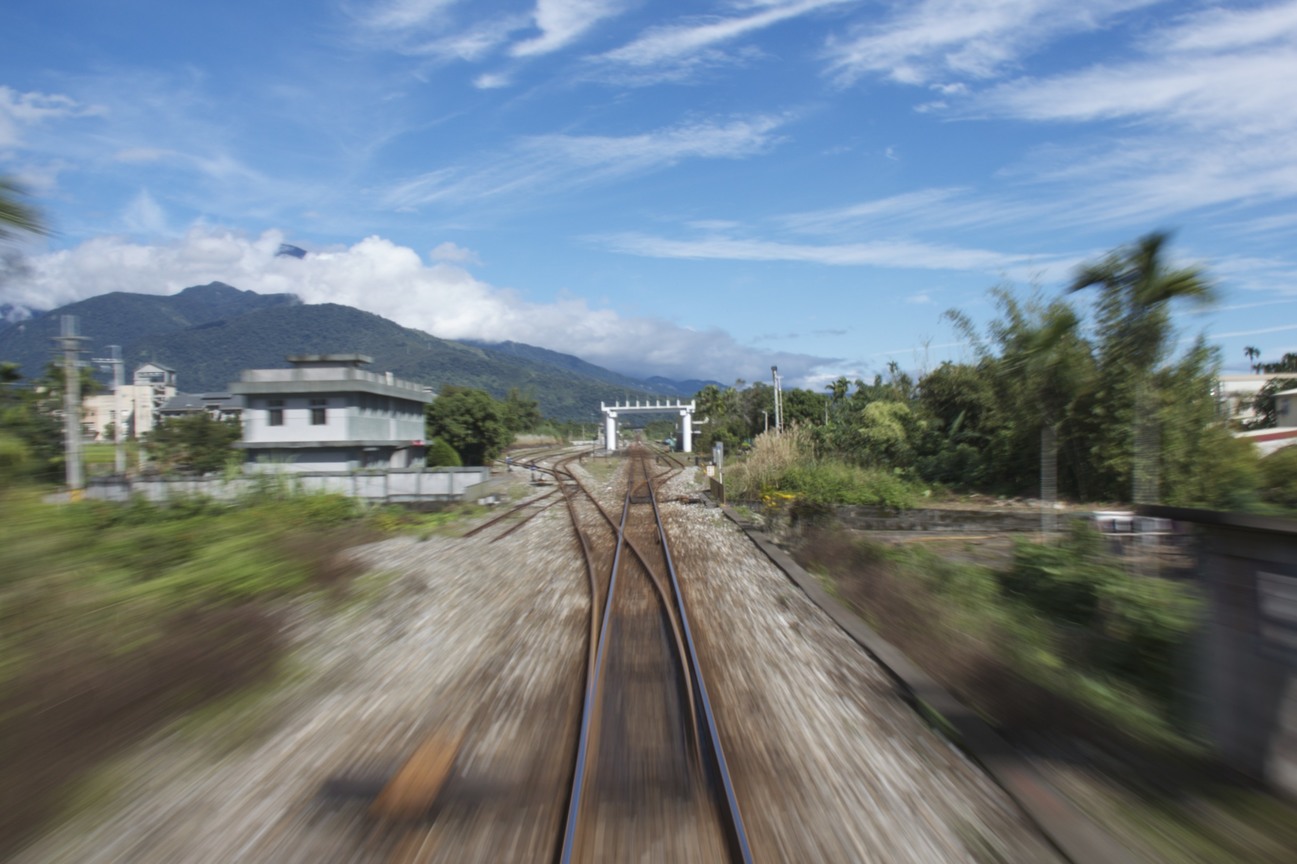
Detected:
[
  {"left": 461, "top": 489, "right": 560, "bottom": 538},
  {"left": 557, "top": 465, "right": 634, "bottom": 864},
  {"left": 558, "top": 446, "right": 746, "bottom": 864},
  {"left": 647, "top": 451, "right": 756, "bottom": 864}
]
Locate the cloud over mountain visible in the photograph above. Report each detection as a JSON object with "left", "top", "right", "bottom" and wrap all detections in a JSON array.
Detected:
[{"left": 2, "top": 226, "right": 830, "bottom": 385}]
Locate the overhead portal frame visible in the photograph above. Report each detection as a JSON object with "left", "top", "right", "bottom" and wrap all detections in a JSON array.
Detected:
[{"left": 601, "top": 399, "right": 697, "bottom": 454}]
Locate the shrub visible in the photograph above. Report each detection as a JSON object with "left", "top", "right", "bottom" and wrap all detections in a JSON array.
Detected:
[
  {"left": 0, "top": 432, "right": 31, "bottom": 481},
  {"left": 426, "top": 438, "right": 462, "bottom": 468},
  {"left": 1259, "top": 446, "right": 1297, "bottom": 510},
  {"left": 727, "top": 425, "right": 920, "bottom": 509},
  {"left": 1001, "top": 525, "right": 1201, "bottom": 705}
]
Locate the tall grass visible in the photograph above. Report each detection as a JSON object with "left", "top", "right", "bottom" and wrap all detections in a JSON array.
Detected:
[{"left": 726, "top": 425, "right": 921, "bottom": 509}]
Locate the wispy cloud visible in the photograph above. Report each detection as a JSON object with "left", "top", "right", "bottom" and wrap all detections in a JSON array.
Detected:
[
  {"left": 597, "top": 230, "right": 1026, "bottom": 272},
  {"left": 379, "top": 115, "right": 786, "bottom": 209},
  {"left": 350, "top": 0, "right": 461, "bottom": 32},
  {"left": 968, "top": 1, "right": 1297, "bottom": 225},
  {"left": 825, "top": 0, "right": 1155, "bottom": 86},
  {"left": 0, "top": 86, "right": 102, "bottom": 148},
  {"left": 600, "top": 0, "right": 852, "bottom": 73},
  {"left": 511, "top": 0, "right": 631, "bottom": 57}
]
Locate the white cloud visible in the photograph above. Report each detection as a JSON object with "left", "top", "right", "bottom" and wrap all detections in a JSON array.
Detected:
[
  {"left": 511, "top": 0, "right": 629, "bottom": 57},
  {"left": 353, "top": 0, "right": 460, "bottom": 32},
  {"left": 0, "top": 226, "right": 831, "bottom": 383},
  {"left": 473, "top": 72, "right": 512, "bottom": 89},
  {"left": 825, "top": 0, "right": 1156, "bottom": 86},
  {"left": 121, "top": 190, "right": 169, "bottom": 236},
  {"left": 596, "top": 230, "right": 1027, "bottom": 272},
  {"left": 379, "top": 115, "right": 786, "bottom": 209},
  {"left": 0, "top": 86, "right": 102, "bottom": 148},
  {"left": 967, "top": 2, "right": 1297, "bottom": 224},
  {"left": 601, "top": 0, "right": 852, "bottom": 68},
  {"left": 408, "top": 15, "right": 528, "bottom": 60},
  {"left": 429, "top": 241, "right": 480, "bottom": 263}
]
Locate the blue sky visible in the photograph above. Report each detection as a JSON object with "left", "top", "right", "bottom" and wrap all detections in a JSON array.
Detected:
[{"left": 2, "top": 0, "right": 1296, "bottom": 388}]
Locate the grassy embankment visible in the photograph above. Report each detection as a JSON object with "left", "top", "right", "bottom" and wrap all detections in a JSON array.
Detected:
[
  {"left": 722, "top": 428, "right": 1297, "bottom": 861},
  {"left": 0, "top": 483, "right": 468, "bottom": 859},
  {"left": 723, "top": 425, "right": 926, "bottom": 510},
  {"left": 797, "top": 528, "right": 1297, "bottom": 863}
]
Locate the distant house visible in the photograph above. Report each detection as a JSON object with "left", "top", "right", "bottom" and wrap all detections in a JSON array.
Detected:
[
  {"left": 230, "top": 354, "right": 434, "bottom": 472},
  {"left": 82, "top": 361, "right": 179, "bottom": 440},
  {"left": 1228, "top": 385, "right": 1297, "bottom": 456}
]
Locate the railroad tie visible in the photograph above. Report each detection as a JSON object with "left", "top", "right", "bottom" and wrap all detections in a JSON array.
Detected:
[{"left": 370, "top": 729, "right": 465, "bottom": 822}]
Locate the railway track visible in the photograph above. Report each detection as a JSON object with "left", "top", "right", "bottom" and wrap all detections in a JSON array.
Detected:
[
  {"left": 555, "top": 445, "right": 753, "bottom": 864},
  {"left": 357, "top": 443, "right": 751, "bottom": 862}
]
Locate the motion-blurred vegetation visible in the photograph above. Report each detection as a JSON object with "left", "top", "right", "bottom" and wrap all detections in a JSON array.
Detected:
[
  {"left": 801, "top": 524, "right": 1201, "bottom": 749},
  {"left": 693, "top": 233, "right": 1286, "bottom": 512},
  {"left": 0, "top": 484, "right": 422, "bottom": 857}
]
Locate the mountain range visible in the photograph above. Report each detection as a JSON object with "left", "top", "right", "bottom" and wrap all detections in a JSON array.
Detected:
[{"left": 0, "top": 283, "right": 714, "bottom": 419}]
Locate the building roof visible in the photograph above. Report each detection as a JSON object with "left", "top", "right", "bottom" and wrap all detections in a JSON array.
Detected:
[
  {"left": 230, "top": 366, "right": 433, "bottom": 402},
  {"left": 158, "top": 392, "right": 245, "bottom": 414},
  {"left": 158, "top": 393, "right": 206, "bottom": 413}
]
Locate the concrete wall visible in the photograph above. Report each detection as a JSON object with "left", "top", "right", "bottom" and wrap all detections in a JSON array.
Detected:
[
  {"left": 1144, "top": 506, "right": 1297, "bottom": 799},
  {"left": 86, "top": 467, "right": 490, "bottom": 505},
  {"left": 243, "top": 393, "right": 425, "bottom": 444}
]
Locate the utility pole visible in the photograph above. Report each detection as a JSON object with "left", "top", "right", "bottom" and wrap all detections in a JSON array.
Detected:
[
  {"left": 93, "top": 344, "right": 126, "bottom": 475},
  {"left": 53, "top": 315, "right": 89, "bottom": 498},
  {"left": 771, "top": 365, "right": 783, "bottom": 433}
]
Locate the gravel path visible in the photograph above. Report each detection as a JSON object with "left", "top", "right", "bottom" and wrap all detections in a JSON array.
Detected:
[{"left": 16, "top": 460, "right": 1061, "bottom": 863}]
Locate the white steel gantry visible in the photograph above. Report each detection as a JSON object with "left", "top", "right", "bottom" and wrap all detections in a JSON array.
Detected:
[{"left": 600, "top": 399, "right": 697, "bottom": 453}]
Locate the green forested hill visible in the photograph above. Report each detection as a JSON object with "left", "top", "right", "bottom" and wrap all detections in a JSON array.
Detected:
[
  {"left": 0, "top": 282, "right": 298, "bottom": 376},
  {"left": 0, "top": 284, "right": 662, "bottom": 419}
]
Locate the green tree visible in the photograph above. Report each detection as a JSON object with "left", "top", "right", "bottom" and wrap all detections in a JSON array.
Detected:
[
  {"left": 1069, "top": 231, "right": 1215, "bottom": 502},
  {"left": 0, "top": 361, "right": 100, "bottom": 481},
  {"left": 783, "top": 388, "right": 828, "bottom": 427},
  {"left": 425, "top": 386, "right": 512, "bottom": 466},
  {"left": 0, "top": 176, "right": 46, "bottom": 240},
  {"left": 1259, "top": 446, "right": 1297, "bottom": 510},
  {"left": 501, "top": 387, "right": 542, "bottom": 434},
  {"left": 913, "top": 361, "right": 997, "bottom": 488},
  {"left": 143, "top": 414, "right": 241, "bottom": 475},
  {"left": 1155, "top": 339, "right": 1259, "bottom": 509}
]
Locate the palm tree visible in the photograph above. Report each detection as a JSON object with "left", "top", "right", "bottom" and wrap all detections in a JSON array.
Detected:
[
  {"left": 1069, "top": 231, "right": 1215, "bottom": 503},
  {"left": 0, "top": 176, "right": 46, "bottom": 241}
]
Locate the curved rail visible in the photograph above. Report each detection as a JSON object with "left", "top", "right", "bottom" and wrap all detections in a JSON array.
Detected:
[
  {"left": 557, "top": 445, "right": 753, "bottom": 864},
  {"left": 647, "top": 451, "right": 754, "bottom": 864}
]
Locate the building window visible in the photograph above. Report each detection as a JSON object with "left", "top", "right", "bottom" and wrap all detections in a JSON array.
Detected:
[
  {"left": 310, "top": 398, "right": 327, "bottom": 425},
  {"left": 268, "top": 399, "right": 284, "bottom": 427}
]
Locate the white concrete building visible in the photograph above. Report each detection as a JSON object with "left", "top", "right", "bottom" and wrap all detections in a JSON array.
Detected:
[
  {"left": 1216, "top": 373, "right": 1273, "bottom": 425},
  {"left": 81, "top": 361, "right": 178, "bottom": 440},
  {"left": 230, "top": 354, "right": 434, "bottom": 472}
]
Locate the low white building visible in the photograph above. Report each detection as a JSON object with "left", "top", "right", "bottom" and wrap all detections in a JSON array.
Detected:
[
  {"left": 230, "top": 354, "right": 434, "bottom": 472},
  {"left": 82, "top": 361, "right": 178, "bottom": 440}
]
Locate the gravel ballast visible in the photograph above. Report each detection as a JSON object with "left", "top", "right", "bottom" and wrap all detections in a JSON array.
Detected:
[{"left": 17, "top": 460, "right": 1062, "bottom": 862}]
